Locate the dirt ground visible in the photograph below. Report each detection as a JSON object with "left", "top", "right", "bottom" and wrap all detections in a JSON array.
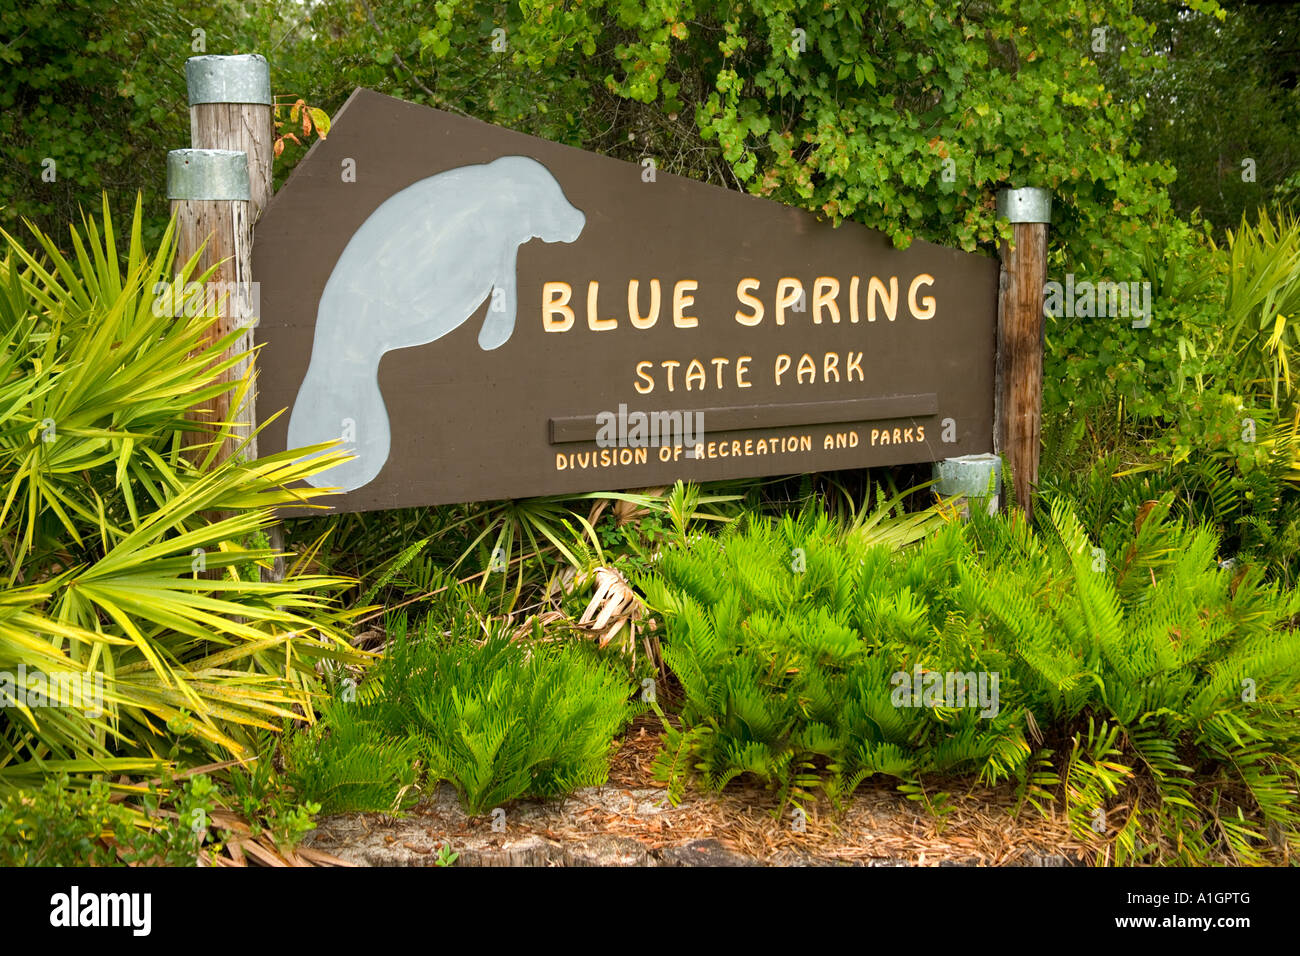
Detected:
[{"left": 304, "top": 715, "right": 1095, "bottom": 867}]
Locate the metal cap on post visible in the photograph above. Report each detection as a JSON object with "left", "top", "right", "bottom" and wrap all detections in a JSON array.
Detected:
[
  {"left": 185, "top": 54, "right": 272, "bottom": 107},
  {"left": 185, "top": 54, "right": 273, "bottom": 224},
  {"left": 996, "top": 187, "right": 1052, "bottom": 224},
  {"left": 934, "top": 453, "right": 1002, "bottom": 517},
  {"left": 166, "top": 149, "right": 251, "bottom": 201}
]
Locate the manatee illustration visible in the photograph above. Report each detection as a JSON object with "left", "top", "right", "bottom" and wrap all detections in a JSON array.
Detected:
[{"left": 286, "top": 155, "right": 586, "bottom": 492}]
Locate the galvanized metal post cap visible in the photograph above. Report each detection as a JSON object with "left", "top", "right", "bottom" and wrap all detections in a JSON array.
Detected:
[
  {"left": 996, "top": 187, "right": 1052, "bottom": 224},
  {"left": 186, "top": 54, "right": 271, "bottom": 106},
  {"left": 934, "top": 453, "right": 1003, "bottom": 498},
  {"left": 167, "top": 149, "right": 251, "bottom": 201}
]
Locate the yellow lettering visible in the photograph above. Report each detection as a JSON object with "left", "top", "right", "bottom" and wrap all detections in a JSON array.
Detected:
[
  {"left": 673, "top": 279, "right": 699, "bottom": 328},
  {"left": 847, "top": 351, "right": 864, "bottom": 382},
  {"left": 774, "top": 353, "right": 792, "bottom": 386},
  {"left": 735, "top": 278, "right": 764, "bottom": 326},
  {"left": 629, "top": 279, "right": 661, "bottom": 329},
  {"left": 543, "top": 281, "right": 574, "bottom": 332},
  {"left": 908, "top": 273, "right": 936, "bottom": 319},
  {"left": 796, "top": 353, "right": 816, "bottom": 384},
  {"left": 685, "top": 358, "right": 706, "bottom": 391},
  {"left": 711, "top": 357, "right": 730, "bottom": 389},
  {"left": 634, "top": 360, "right": 655, "bottom": 395},
  {"left": 823, "top": 352, "right": 839, "bottom": 382},
  {"left": 813, "top": 277, "right": 840, "bottom": 324},
  {"left": 775, "top": 278, "right": 802, "bottom": 326},
  {"left": 737, "top": 356, "right": 752, "bottom": 387},
  {"left": 587, "top": 281, "right": 617, "bottom": 331},
  {"left": 867, "top": 275, "right": 898, "bottom": 322}
]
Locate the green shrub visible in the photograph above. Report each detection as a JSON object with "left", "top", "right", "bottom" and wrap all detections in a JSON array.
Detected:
[
  {"left": 374, "top": 615, "right": 639, "bottom": 814},
  {"left": 299, "top": 611, "right": 639, "bottom": 816},
  {"left": 1040, "top": 401, "right": 1300, "bottom": 586},
  {"left": 1213, "top": 208, "right": 1300, "bottom": 409},
  {"left": 1040, "top": 206, "right": 1300, "bottom": 529},
  {"left": 0, "top": 773, "right": 216, "bottom": 867},
  {"left": 969, "top": 499, "right": 1300, "bottom": 863},
  {"left": 643, "top": 509, "right": 1026, "bottom": 805},
  {"left": 643, "top": 502, "right": 1300, "bottom": 864},
  {"left": 1043, "top": 213, "right": 1225, "bottom": 429},
  {"left": 0, "top": 196, "right": 364, "bottom": 782},
  {"left": 285, "top": 701, "right": 420, "bottom": 816},
  {"left": 217, "top": 734, "right": 323, "bottom": 850}
]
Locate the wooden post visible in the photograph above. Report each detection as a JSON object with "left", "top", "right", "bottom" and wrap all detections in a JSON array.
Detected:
[
  {"left": 993, "top": 187, "right": 1051, "bottom": 521},
  {"left": 188, "top": 55, "right": 274, "bottom": 222},
  {"left": 167, "top": 147, "right": 252, "bottom": 468},
  {"left": 184, "top": 54, "right": 286, "bottom": 581},
  {"left": 185, "top": 53, "right": 273, "bottom": 462}
]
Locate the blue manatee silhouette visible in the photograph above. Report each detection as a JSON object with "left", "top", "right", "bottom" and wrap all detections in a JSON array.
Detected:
[{"left": 286, "top": 155, "right": 585, "bottom": 492}]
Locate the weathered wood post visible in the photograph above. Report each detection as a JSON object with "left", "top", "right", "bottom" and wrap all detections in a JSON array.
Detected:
[
  {"left": 187, "top": 55, "right": 274, "bottom": 222},
  {"left": 180, "top": 53, "right": 285, "bottom": 580},
  {"left": 167, "top": 147, "right": 252, "bottom": 468},
  {"left": 184, "top": 53, "right": 273, "bottom": 463},
  {"left": 993, "top": 187, "right": 1051, "bottom": 521}
]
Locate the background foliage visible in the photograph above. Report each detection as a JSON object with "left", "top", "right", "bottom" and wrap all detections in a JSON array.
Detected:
[
  {"left": 4, "top": 0, "right": 1293, "bottom": 249},
  {"left": 3, "top": 0, "right": 1299, "bottom": 866},
  {"left": 644, "top": 502, "right": 1300, "bottom": 864}
]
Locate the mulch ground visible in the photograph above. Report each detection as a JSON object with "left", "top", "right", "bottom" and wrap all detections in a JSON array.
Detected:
[{"left": 303, "top": 713, "right": 1095, "bottom": 867}]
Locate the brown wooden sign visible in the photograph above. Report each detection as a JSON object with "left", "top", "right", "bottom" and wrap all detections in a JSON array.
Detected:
[{"left": 253, "top": 88, "right": 999, "bottom": 513}]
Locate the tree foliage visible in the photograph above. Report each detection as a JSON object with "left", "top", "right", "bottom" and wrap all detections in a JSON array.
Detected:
[
  {"left": 8, "top": 0, "right": 1293, "bottom": 260},
  {"left": 1103, "top": 0, "right": 1300, "bottom": 231},
  {"left": 0, "top": 0, "right": 295, "bottom": 243}
]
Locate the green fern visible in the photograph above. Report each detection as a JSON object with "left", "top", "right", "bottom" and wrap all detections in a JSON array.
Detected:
[
  {"left": 643, "top": 497, "right": 1300, "bottom": 863},
  {"left": 370, "top": 613, "right": 639, "bottom": 815},
  {"left": 357, "top": 536, "right": 432, "bottom": 607},
  {"left": 285, "top": 700, "right": 420, "bottom": 815}
]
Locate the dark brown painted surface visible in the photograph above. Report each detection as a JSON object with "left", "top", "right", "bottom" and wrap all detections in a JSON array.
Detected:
[{"left": 253, "top": 88, "right": 999, "bottom": 514}]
